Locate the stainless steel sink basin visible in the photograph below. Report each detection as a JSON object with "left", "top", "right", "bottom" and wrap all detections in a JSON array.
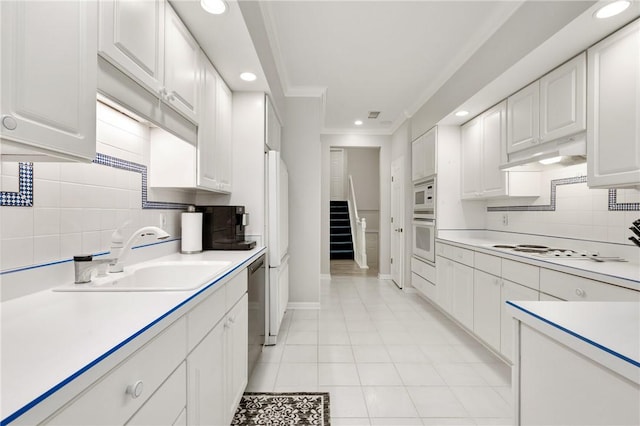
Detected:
[{"left": 54, "top": 260, "right": 231, "bottom": 292}]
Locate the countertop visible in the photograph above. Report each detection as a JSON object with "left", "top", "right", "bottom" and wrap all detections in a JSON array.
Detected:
[
  {"left": 0, "top": 247, "right": 265, "bottom": 425},
  {"left": 436, "top": 230, "right": 640, "bottom": 292},
  {"left": 507, "top": 301, "right": 640, "bottom": 384}
]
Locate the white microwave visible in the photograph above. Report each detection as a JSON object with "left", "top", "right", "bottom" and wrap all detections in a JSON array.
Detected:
[{"left": 414, "top": 180, "right": 435, "bottom": 213}]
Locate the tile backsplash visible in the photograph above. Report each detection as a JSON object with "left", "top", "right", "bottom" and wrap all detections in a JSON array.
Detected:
[
  {"left": 486, "top": 163, "right": 640, "bottom": 245},
  {"left": 0, "top": 102, "right": 190, "bottom": 272}
]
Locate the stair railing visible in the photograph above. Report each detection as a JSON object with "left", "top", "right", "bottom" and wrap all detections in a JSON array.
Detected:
[{"left": 347, "top": 175, "right": 368, "bottom": 269}]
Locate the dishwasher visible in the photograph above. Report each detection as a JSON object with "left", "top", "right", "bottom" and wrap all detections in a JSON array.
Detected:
[{"left": 247, "top": 254, "right": 266, "bottom": 377}]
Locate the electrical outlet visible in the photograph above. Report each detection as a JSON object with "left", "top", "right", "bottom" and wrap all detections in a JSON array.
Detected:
[
  {"left": 502, "top": 213, "right": 509, "bottom": 226},
  {"left": 159, "top": 213, "right": 167, "bottom": 229}
]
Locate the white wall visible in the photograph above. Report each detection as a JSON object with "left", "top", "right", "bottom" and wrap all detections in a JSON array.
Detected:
[
  {"left": 282, "top": 97, "right": 322, "bottom": 306},
  {"left": 0, "top": 102, "right": 184, "bottom": 272},
  {"left": 486, "top": 163, "right": 639, "bottom": 245},
  {"left": 321, "top": 134, "right": 391, "bottom": 278},
  {"left": 344, "top": 147, "right": 379, "bottom": 211},
  {"left": 196, "top": 92, "right": 266, "bottom": 243}
]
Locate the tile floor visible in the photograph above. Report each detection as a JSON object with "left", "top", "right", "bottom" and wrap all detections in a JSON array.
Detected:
[{"left": 247, "top": 276, "right": 513, "bottom": 426}]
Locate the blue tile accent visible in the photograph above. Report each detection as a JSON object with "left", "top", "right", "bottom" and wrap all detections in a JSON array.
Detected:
[
  {"left": 0, "top": 162, "right": 33, "bottom": 207},
  {"left": 487, "top": 176, "right": 588, "bottom": 212},
  {"left": 608, "top": 189, "right": 640, "bottom": 211},
  {"left": 92, "top": 153, "right": 189, "bottom": 210}
]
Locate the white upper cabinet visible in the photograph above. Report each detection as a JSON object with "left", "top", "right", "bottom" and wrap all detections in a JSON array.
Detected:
[
  {"left": 540, "top": 53, "right": 586, "bottom": 143},
  {"left": 164, "top": 3, "right": 199, "bottom": 122},
  {"left": 1, "top": 0, "right": 97, "bottom": 161},
  {"left": 99, "top": 0, "right": 198, "bottom": 123},
  {"left": 506, "top": 53, "right": 587, "bottom": 162},
  {"left": 266, "top": 96, "right": 282, "bottom": 151},
  {"left": 197, "top": 53, "right": 220, "bottom": 191},
  {"left": 587, "top": 19, "right": 640, "bottom": 188},
  {"left": 411, "top": 127, "right": 436, "bottom": 182},
  {"left": 507, "top": 81, "right": 540, "bottom": 154},
  {"left": 462, "top": 102, "right": 539, "bottom": 199},
  {"left": 214, "top": 74, "right": 233, "bottom": 193},
  {"left": 98, "top": 0, "right": 165, "bottom": 96}
]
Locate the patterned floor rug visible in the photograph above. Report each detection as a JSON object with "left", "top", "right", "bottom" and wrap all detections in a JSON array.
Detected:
[{"left": 232, "top": 392, "right": 331, "bottom": 425}]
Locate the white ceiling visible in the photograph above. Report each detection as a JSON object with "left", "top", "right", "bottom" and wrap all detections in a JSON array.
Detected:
[
  {"left": 172, "top": 0, "right": 640, "bottom": 135},
  {"left": 260, "top": 0, "right": 522, "bottom": 134}
]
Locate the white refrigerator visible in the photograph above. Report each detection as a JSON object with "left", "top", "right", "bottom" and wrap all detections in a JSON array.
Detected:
[{"left": 266, "top": 150, "right": 289, "bottom": 345}]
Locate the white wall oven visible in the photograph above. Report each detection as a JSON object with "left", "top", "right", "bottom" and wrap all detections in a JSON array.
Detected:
[
  {"left": 413, "top": 213, "right": 435, "bottom": 263},
  {"left": 413, "top": 178, "right": 436, "bottom": 264}
]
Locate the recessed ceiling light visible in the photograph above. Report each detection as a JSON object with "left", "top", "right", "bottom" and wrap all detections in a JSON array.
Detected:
[
  {"left": 354, "top": 120, "right": 363, "bottom": 126},
  {"left": 455, "top": 110, "right": 469, "bottom": 117},
  {"left": 240, "top": 72, "right": 257, "bottom": 82},
  {"left": 594, "top": 0, "right": 630, "bottom": 19},
  {"left": 201, "top": 0, "right": 227, "bottom": 15}
]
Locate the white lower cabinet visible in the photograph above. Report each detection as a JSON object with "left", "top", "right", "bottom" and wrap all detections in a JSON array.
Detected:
[
  {"left": 436, "top": 256, "right": 454, "bottom": 314},
  {"left": 473, "top": 270, "right": 501, "bottom": 351},
  {"left": 41, "top": 269, "right": 249, "bottom": 426},
  {"left": 187, "top": 320, "right": 225, "bottom": 426},
  {"left": 451, "top": 263, "right": 474, "bottom": 330},
  {"left": 500, "top": 279, "right": 539, "bottom": 362}
]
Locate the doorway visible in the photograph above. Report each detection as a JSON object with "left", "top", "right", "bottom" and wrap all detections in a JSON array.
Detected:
[{"left": 390, "top": 157, "right": 405, "bottom": 289}]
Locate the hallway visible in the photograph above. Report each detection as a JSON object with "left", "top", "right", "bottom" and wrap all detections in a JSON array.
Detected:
[{"left": 247, "top": 276, "right": 513, "bottom": 425}]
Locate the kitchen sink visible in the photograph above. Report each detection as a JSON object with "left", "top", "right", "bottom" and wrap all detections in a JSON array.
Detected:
[{"left": 54, "top": 260, "right": 232, "bottom": 292}]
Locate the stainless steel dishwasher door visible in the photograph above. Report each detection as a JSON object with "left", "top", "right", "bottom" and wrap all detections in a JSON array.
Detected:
[{"left": 247, "top": 254, "right": 266, "bottom": 377}]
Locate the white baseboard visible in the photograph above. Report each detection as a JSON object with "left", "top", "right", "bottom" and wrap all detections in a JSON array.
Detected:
[
  {"left": 378, "top": 274, "right": 393, "bottom": 280},
  {"left": 403, "top": 287, "right": 418, "bottom": 293},
  {"left": 287, "top": 302, "right": 321, "bottom": 310},
  {"left": 320, "top": 274, "right": 332, "bottom": 280}
]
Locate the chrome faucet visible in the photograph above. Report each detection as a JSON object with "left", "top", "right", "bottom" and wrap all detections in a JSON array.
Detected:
[
  {"left": 108, "top": 226, "right": 170, "bottom": 273},
  {"left": 73, "top": 255, "right": 115, "bottom": 284}
]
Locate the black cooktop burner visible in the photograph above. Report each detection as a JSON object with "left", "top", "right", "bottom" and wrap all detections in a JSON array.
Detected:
[
  {"left": 493, "top": 245, "right": 516, "bottom": 249},
  {"left": 513, "top": 248, "right": 548, "bottom": 253},
  {"left": 516, "top": 244, "right": 549, "bottom": 249}
]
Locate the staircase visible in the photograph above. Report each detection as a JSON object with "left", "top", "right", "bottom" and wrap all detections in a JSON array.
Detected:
[{"left": 330, "top": 201, "right": 354, "bottom": 260}]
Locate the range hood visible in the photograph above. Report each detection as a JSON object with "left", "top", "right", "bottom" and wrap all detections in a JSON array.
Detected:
[{"left": 500, "top": 133, "right": 586, "bottom": 170}]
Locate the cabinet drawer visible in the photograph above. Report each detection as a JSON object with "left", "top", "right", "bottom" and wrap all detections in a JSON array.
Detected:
[
  {"left": 412, "top": 272, "right": 436, "bottom": 301},
  {"left": 45, "top": 317, "right": 187, "bottom": 425},
  {"left": 540, "top": 269, "right": 640, "bottom": 302},
  {"left": 226, "top": 269, "right": 248, "bottom": 310},
  {"left": 475, "top": 252, "right": 501, "bottom": 276},
  {"left": 437, "top": 243, "right": 474, "bottom": 267},
  {"left": 187, "top": 285, "right": 226, "bottom": 352},
  {"left": 411, "top": 257, "right": 435, "bottom": 283},
  {"left": 502, "top": 259, "right": 539, "bottom": 290},
  {"left": 127, "top": 362, "right": 186, "bottom": 426}
]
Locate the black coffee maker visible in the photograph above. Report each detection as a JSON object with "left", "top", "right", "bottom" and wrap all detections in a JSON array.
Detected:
[{"left": 197, "top": 205, "right": 256, "bottom": 250}]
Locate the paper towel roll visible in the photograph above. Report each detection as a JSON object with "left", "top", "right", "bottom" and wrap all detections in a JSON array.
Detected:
[{"left": 181, "top": 211, "right": 203, "bottom": 254}]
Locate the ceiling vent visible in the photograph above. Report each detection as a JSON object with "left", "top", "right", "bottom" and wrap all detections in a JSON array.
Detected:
[{"left": 368, "top": 111, "right": 380, "bottom": 119}]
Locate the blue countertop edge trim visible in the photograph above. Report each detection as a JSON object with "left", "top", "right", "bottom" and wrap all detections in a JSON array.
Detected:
[
  {"left": 506, "top": 301, "right": 640, "bottom": 369},
  {"left": 1, "top": 247, "right": 266, "bottom": 426}
]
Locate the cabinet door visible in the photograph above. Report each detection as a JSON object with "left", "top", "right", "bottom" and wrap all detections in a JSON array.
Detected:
[
  {"left": 225, "top": 294, "right": 248, "bottom": 424},
  {"left": 266, "top": 96, "right": 282, "bottom": 151},
  {"left": 0, "top": 0, "right": 97, "bottom": 161},
  {"left": 164, "top": 3, "right": 199, "bottom": 123},
  {"left": 423, "top": 127, "right": 437, "bottom": 178},
  {"left": 500, "top": 280, "right": 538, "bottom": 362},
  {"left": 587, "top": 20, "right": 640, "bottom": 188},
  {"left": 507, "top": 81, "right": 540, "bottom": 154},
  {"left": 187, "top": 322, "right": 226, "bottom": 426},
  {"left": 411, "top": 134, "right": 426, "bottom": 182},
  {"left": 215, "top": 77, "right": 232, "bottom": 193},
  {"left": 460, "top": 117, "right": 482, "bottom": 199},
  {"left": 481, "top": 101, "right": 507, "bottom": 197},
  {"left": 540, "top": 53, "right": 586, "bottom": 143},
  {"left": 197, "top": 54, "right": 219, "bottom": 191},
  {"left": 473, "top": 270, "right": 501, "bottom": 351},
  {"left": 98, "top": 0, "right": 164, "bottom": 96},
  {"left": 436, "top": 256, "right": 454, "bottom": 314},
  {"left": 451, "top": 262, "right": 474, "bottom": 330}
]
